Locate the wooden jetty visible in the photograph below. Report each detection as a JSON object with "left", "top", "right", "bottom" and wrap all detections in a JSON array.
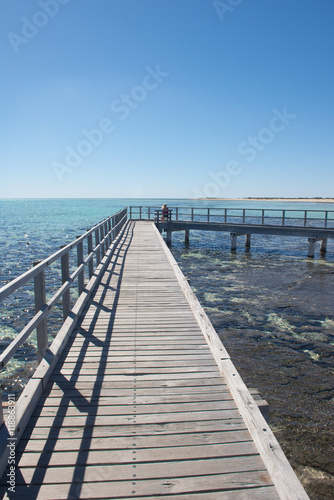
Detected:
[
  {"left": 0, "top": 209, "right": 311, "bottom": 498},
  {"left": 131, "top": 205, "right": 334, "bottom": 258}
]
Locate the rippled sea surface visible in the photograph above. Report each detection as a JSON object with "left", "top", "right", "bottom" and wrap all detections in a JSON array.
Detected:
[{"left": 1, "top": 198, "right": 334, "bottom": 499}]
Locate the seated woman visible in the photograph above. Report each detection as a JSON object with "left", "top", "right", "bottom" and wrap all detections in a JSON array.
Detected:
[{"left": 161, "top": 203, "right": 169, "bottom": 221}]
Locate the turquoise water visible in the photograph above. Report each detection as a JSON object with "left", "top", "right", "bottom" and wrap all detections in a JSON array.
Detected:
[
  {"left": 1, "top": 198, "right": 334, "bottom": 497},
  {"left": 1, "top": 197, "right": 333, "bottom": 285}
]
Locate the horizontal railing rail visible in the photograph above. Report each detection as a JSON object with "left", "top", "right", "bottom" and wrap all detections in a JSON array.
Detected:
[
  {"left": 0, "top": 207, "right": 128, "bottom": 426},
  {"left": 155, "top": 209, "right": 173, "bottom": 222},
  {"left": 129, "top": 206, "right": 334, "bottom": 228}
]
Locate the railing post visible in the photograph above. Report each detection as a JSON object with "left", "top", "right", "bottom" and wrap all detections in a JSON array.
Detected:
[
  {"left": 176, "top": 207, "right": 179, "bottom": 221},
  {"left": 95, "top": 228, "right": 101, "bottom": 265},
  {"left": 148, "top": 207, "right": 151, "bottom": 220},
  {"left": 87, "top": 233, "right": 94, "bottom": 279},
  {"left": 112, "top": 216, "right": 116, "bottom": 240},
  {"left": 130, "top": 206, "right": 132, "bottom": 219},
  {"left": 100, "top": 225, "right": 105, "bottom": 258},
  {"left": 191, "top": 208, "right": 194, "bottom": 222},
  {"left": 242, "top": 209, "right": 245, "bottom": 224},
  {"left": 207, "top": 208, "right": 210, "bottom": 223},
  {"left": 262, "top": 210, "right": 265, "bottom": 225},
  {"left": 76, "top": 239, "right": 84, "bottom": 295},
  {"left": 325, "top": 211, "right": 328, "bottom": 228},
  {"left": 61, "top": 248, "right": 71, "bottom": 321},
  {"left": 33, "top": 261, "right": 48, "bottom": 362},
  {"left": 304, "top": 211, "right": 307, "bottom": 227},
  {"left": 282, "top": 210, "right": 285, "bottom": 226},
  {"left": 104, "top": 221, "right": 109, "bottom": 249},
  {"left": 107, "top": 219, "right": 112, "bottom": 246},
  {"left": 139, "top": 207, "right": 142, "bottom": 220},
  {"left": 224, "top": 208, "right": 227, "bottom": 223}
]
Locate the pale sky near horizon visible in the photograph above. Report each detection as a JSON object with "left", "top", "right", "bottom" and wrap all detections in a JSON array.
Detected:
[{"left": 1, "top": 0, "right": 333, "bottom": 199}]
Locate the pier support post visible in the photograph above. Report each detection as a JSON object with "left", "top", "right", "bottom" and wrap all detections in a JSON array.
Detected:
[
  {"left": 166, "top": 229, "right": 172, "bottom": 246},
  {"left": 308, "top": 237, "right": 316, "bottom": 258},
  {"left": 245, "top": 234, "right": 251, "bottom": 251},
  {"left": 185, "top": 230, "right": 189, "bottom": 243},
  {"left": 230, "top": 232, "right": 237, "bottom": 251},
  {"left": 320, "top": 239, "right": 327, "bottom": 254}
]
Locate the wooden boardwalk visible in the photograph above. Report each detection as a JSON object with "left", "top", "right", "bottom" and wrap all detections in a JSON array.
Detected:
[{"left": 0, "top": 221, "right": 308, "bottom": 499}]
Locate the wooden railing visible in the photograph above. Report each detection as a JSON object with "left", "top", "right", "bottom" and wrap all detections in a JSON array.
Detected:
[
  {"left": 0, "top": 208, "right": 128, "bottom": 425},
  {"left": 155, "top": 209, "right": 173, "bottom": 222},
  {"left": 129, "top": 206, "right": 334, "bottom": 228}
]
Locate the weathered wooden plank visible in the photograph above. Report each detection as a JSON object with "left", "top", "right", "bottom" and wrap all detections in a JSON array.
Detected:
[
  {"left": 44, "top": 378, "right": 225, "bottom": 389},
  {"left": 1, "top": 470, "right": 274, "bottom": 499},
  {"left": 100, "top": 489, "right": 279, "bottom": 500},
  {"left": 49, "top": 372, "right": 223, "bottom": 382},
  {"left": 32, "top": 400, "right": 238, "bottom": 418},
  {"left": 35, "top": 392, "right": 232, "bottom": 407},
  {"left": 56, "top": 358, "right": 216, "bottom": 366},
  {"left": 52, "top": 366, "right": 221, "bottom": 376},
  {"left": 63, "top": 348, "right": 213, "bottom": 356},
  {"left": 17, "top": 442, "right": 260, "bottom": 468},
  {"left": 12, "top": 458, "right": 266, "bottom": 489},
  {"left": 34, "top": 392, "right": 233, "bottom": 406},
  {"left": 20, "top": 418, "right": 247, "bottom": 441},
  {"left": 27, "top": 409, "right": 242, "bottom": 428},
  {"left": 2, "top": 486, "right": 279, "bottom": 500},
  {"left": 17, "top": 429, "right": 252, "bottom": 452}
]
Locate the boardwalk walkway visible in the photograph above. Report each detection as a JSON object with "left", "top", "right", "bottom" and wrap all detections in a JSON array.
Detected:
[{"left": 0, "top": 221, "right": 308, "bottom": 499}]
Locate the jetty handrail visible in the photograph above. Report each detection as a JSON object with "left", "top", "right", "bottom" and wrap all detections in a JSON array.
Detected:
[
  {"left": 129, "top": 206, "right": 334, "bottom": 228},
  {"left": 0, "top": 207, "right": 128, "bottom": 425},
  {"left": 0, "top": 208, "right": 126, "bottom": 302},
  {"left": 155, "top": 209, "right": 173, "bottom": 222}
]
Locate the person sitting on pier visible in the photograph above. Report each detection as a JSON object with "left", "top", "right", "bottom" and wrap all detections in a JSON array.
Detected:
[{"left": 161, "top": 203, "right": 169, "bottom": 222}]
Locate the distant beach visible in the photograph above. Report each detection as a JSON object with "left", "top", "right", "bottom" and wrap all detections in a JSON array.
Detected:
[{"left": 198, "top": 198, "right": 334, "bottom": 203}]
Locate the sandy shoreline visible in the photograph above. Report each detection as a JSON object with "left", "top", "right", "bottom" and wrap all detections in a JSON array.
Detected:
[{"left": 198, "top": 198, "right": 334, "bottom": 203}]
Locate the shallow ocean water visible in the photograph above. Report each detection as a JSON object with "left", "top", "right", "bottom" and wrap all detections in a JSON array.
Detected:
[{"left": 1, "top": 198, "right": 334, "bottom": 499}]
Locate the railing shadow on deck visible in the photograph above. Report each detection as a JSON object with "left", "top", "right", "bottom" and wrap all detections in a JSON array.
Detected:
[{"left": 5, "top": 222, "right": 135, "bottom": 499}]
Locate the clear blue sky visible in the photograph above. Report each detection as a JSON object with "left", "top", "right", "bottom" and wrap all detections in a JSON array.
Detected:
[{"left": 1, "top": 0, "right": 333, "bottom": 199}]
